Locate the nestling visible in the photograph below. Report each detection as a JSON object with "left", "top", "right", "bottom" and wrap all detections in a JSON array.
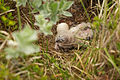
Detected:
[{"left": 55, "top": 22, "right": 93, "bottom": 51}]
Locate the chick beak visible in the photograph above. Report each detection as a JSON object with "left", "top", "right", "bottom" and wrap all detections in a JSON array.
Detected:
[{"left": 55, "top": 43, "right": 59, "bottom": 50}]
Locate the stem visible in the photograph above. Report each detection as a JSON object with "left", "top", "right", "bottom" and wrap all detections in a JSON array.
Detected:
[
  {"left": 28, "top": 3, "right": 34, "bottom": 28},
  {"left": 17, "top": 6, "right": 22, "bottom": 30},
  {"left": 80, "top": 0, "right": 91, "bottom": 22},
  {"left": 104, "top": 48, "right": 120, "bottom": 75}
]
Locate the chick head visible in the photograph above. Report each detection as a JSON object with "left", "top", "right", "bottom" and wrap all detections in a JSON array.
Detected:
[{"left": 57, "top": 23, "right": 69, "bottom": 33}]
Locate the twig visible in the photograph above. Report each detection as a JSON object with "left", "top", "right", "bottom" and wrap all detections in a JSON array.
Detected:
[
  {"left": 0, "top": 36, "right": 9, "bottom": 51},
  {"left": 21, "top": 10, "right": 32, "bottom": 24},
  {"left": 29, "top": 56, "right": 42, "bottom": 62},
  {"left": 14, "top": 70, "right": 29, "bottom": 76},
  {"left": 0, "top": 9, "right": 15, "bottom": 16}
]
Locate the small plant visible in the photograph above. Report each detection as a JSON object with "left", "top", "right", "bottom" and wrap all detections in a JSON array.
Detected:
[
  {"left": 0, "top": 0, "right": 17, "bottom": 30},
  {"left": 0, "top": 63, "right": 20, "bottom": 80},
  {"left": 34, "top": 14, "right": 53, "bottom": 35},
  {"left": 13, "top": 0, "right": 74, "bottom": 35},
  {"left": 30, "top": 0, "right": 73, "bottom": 21},
  {"left": 5, "top": 24, "right": 40, "bottom": 59},
  {"left": 32, "top": 0, "right": 74, "bottom": 34}
]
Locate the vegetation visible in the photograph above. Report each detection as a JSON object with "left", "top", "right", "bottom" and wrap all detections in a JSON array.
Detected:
[
  {"left": 0, "top": 0, "right": 17, "bottom": 31},
  {"left": 0, "top": 0, "right": 120, "bottom": 80}
]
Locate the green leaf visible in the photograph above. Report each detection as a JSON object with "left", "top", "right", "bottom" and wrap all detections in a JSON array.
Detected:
[
  {"left": 7, "top": 13, "right": 13, "bottom": 19},
  {"left": 94, "top": 16, "right": 102, "bottom": 22},
  {"left": 43, "top": 1, "right": 50, "bottom": 12},
  {"left": 30, "top": 0, "right": 42, "bottom": 8},
  {"left": 34, "top": 14, "right": 53, "bottom": 35},
  {"left": 14, "top": 0, "right": 27, "bottom": 7},
  {"left": 63, "top": 1, "right": 74, "bottom": 10},
  {"left": 1, "top": 16, "right": 9, "bottom": 24},
  {"left": 7, "top": 20, "right": 16, "bottom": 26},
  {"left": 59, "top": 0, "right": 65, "bottom": 9},
  {"left": 1, "top": 16, "right": 8, "bottom": 22},
  {"left": 0, "top": 6, "right": 7, "bottom": 11},
  {"left": 116, "top": 43, "right": 120, "bottom": 51},
  {"left": 5, "top": 47, "right": 19, "bottom": 59},
  {"left": 6, "top": 6, "right": 10, "bottom": 10},
  {"left": 62, "top": 11, "right": 72, "bottom": 17},
  {"left": 5, "top": 24, "right": 40, "bottom": 59},
  {"left": 49, "top": 2, "right": 59, "bottom": 14},
  {"left": 50, "top": 14, "right": 59, "bottom": 23},
  {"left": 34, "top": 14, "right": 45, "bottom": 25}
]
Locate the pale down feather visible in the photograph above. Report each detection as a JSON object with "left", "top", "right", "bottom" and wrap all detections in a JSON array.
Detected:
[{"left": 55, "top": 22, "right": 93, "bottom": 51}]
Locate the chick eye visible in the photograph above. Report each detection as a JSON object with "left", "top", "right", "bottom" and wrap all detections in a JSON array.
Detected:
[
  {"left": 86, "top": 36, "right": 91, "bottom": 40},
  {"left": 84, "top": 26, "right": 91, "bottom": 30},
  {"left": 55, "top": 35, "right": 65, "bottom": 42}
]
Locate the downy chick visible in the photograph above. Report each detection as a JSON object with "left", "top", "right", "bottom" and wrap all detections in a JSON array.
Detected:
[
  {"left": 55, "top": 23, "right": 74, "bottom": 51},
  {"left": 69, "top": 22, "right": 93, "bottom": 42},
  {"left": 55, "top": 22, "right": 93, "bottom": 51}
]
